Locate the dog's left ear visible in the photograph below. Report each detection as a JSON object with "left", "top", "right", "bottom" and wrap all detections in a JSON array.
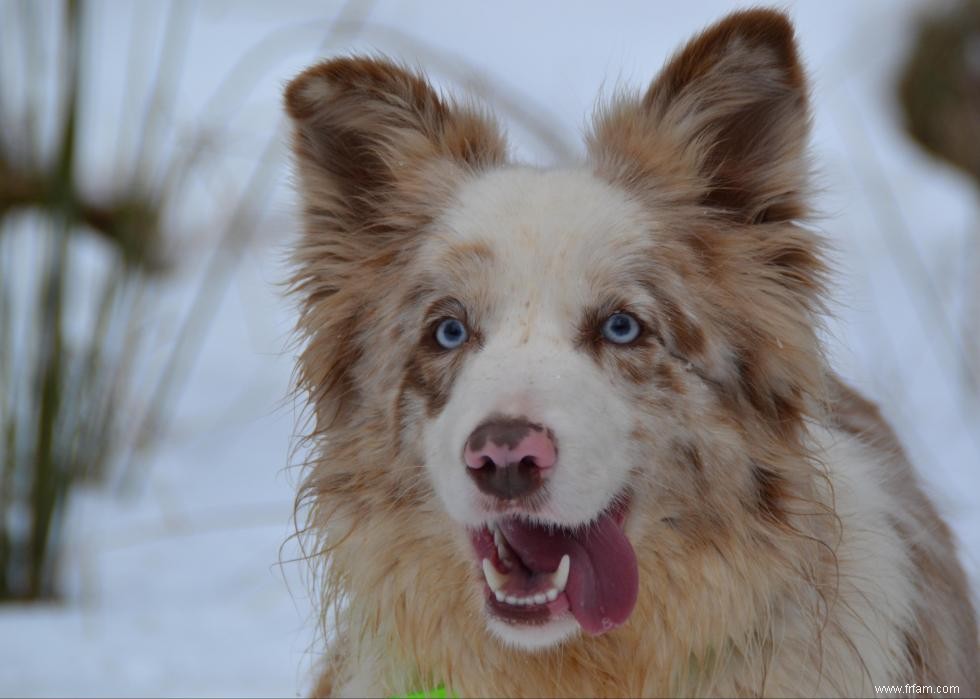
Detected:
[{"left": 589, "top": 9, "right": 809, "bottom": 224}]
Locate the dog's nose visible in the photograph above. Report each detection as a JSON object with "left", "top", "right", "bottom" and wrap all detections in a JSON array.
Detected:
[{"left": 463, "top": 416, "right": 557, "bottom": 499}]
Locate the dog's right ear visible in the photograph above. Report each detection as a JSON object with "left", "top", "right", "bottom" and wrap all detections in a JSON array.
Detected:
[{"left": 284, "top": 57, "right": 506, "bottom": 254}]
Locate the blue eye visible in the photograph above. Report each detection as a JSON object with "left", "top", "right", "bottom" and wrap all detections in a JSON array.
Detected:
[
  {"left": 601, "top": 312, "right": 641, "bottom": 345},
  {"left": 434, "top": 318, "right": 469, "bottom": 349}
]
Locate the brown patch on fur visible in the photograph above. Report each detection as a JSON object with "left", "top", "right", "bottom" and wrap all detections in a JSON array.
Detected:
[
  {"left": 310, "top": 639, "right": 348, "bottom": 698},
  {"left": 441, "top": 241, "right": 496, "bottom": 269},
  {"left": 764, "top": 239, "right": 824, "bottom": 293},
  {"left": 401, "top": 282, "right": 437, "bottom": 311},
  {"left": 466, "top": 415, "right": 544, "bottom": 451},
  {"left": 401, "top": 352, "right": 454, "bottom": 418},
  {"left": 732, "top": 345, "right": 804, "bottom": 441},
  {"left": 658, "top": 295, "right": 706, "bottom": 357},
  {"left": 647, "top": 11, "right": 804, "bottom": 106},
  {"left": 295, "top": 306, "right": 364, "bottom": 432},
  {"left": 629, "top": 424, "right": 656, "bottom": 445},
  {"left": 574, "top": 306, "right": 605, "bottom": 362},
  {"left": 827, "top": 375, "right": 903, "bottom": 459},
  {"left": 636, "top": 279, "right": 708, "bottom": 364},
  {"left": 751, "top": 463, "right": 788, "bottom": 526},
  {"left": 890, "top": 508, "right": 980, "bottom": 690},
  {"left": 653, "top": 361, "right": 684, "bottom": 394},
  {"left": 904, "top": 629, "right": 926, "bottom": 679},
  {"left": 681, "top": 229, "right": 721, "bottom": 271},
  {"left": 675, "top": 441, "right": 705, "bottom": 475},
  {"left": 611, "top": 352, "right": 653, "bottom": 386}
]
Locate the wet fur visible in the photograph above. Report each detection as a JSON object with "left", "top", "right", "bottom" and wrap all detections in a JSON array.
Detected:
[{"left": 285, "top": 9, "right": 979, "bottom": 697}]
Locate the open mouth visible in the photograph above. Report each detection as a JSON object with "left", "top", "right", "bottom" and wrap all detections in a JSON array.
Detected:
[{"left": 469, "top": 499, "right": 638, "bottom": 636}]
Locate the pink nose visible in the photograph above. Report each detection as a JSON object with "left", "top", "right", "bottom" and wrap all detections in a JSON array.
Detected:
[{"left": 463, "top": 416, "right": 557, "bottom": 500}]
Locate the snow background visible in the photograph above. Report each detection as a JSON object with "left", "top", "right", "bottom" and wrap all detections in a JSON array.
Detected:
[{"left": 1, "top": 0, "right": 978, "bottom": 696}]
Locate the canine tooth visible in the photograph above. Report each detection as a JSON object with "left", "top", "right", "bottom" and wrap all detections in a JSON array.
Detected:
[
  {"left": 551, "top": 554, "right": 570, "bottom": 592},
  {"left": 494, "top": 590, "right": 505, "bottom": 602},
  {"left": 533, "top": 592, "right": 547, "bottom": 605},
  {"left": 482, "top": 559, "right": 509, "bottom": 592},
  {"left": 546, "top": 588, "right": 559, "bottom": 602},
  {"left": 493, "top": 528, "right": 511, "bottom": 563}
]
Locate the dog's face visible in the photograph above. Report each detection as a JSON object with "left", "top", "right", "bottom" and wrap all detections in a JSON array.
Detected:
[
  {"left": 286, "top": 10, "right": 825, "bottom": 651},
  {"left": 412, "top": 169, "right": 655, "bottom": 645}
]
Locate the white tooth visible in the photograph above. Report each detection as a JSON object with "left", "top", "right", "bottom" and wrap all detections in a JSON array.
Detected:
[
  {"left": 551, "top": 554, "right": 570, "bottom": 592},
  {"left": 493, "top": 529, "right": 511, "bottom": 563},
  {"left": 546, "top": 588, "right": 559, "bottom": 602},
  {"left": 482, "top": 559, "right": 509, "bottom": 593},
  {"left": 515, "top": 597, "right": 528, "bottom": 606},
  {"left": 494, "top": 590, "right": 505, "bottom": 602},
  {"left": 534, "top": 592, "right": 547, "bottom": 605},
  {"left": 505, "top": 595, "right": 519, "bottom": 605}
]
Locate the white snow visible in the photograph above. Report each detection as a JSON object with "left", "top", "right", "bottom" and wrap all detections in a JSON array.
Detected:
[{"left": 1, "top": 0, "right": 977, "bottom": 696}]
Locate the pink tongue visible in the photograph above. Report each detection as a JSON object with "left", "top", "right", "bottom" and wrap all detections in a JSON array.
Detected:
[{"left": 499, "top": 513, "right": 638, "bottom": 635}]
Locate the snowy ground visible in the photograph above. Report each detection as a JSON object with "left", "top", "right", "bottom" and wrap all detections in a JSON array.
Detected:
[{"left": 2, "top": 1, "right": 978, "bottom": 696}]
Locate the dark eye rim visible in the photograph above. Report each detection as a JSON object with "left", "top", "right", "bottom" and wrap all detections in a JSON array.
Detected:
[{"left": 600, "top": 311, "right": 644, "bottom": 346}]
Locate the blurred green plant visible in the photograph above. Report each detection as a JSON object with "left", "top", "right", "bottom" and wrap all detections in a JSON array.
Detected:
[
  {"left": 899, "top": 1, "right": 980, "bottom": 185},
  {"left": 898, "top": 0, "right": 980, "bottom": 395},
  {"left": 0, "top": 0, "right": 364, "bottom": 603},
  {"left": 0, "top": 0, "right": 171, "bottom": 600},
  {"left": 0, "top": 0, "right": 152, "bottom": 599}
]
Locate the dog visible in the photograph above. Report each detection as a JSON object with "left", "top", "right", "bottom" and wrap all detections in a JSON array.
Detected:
[{"left": 284, "top": 9, "right": 979, "bottom": 697}]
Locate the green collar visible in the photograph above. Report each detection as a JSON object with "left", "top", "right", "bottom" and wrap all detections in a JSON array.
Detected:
[{"left": 396, "top": 686, "right": 450, "bottom": 699}]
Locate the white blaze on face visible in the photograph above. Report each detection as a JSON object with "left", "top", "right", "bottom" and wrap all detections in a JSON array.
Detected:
[{"left": 417, "top": 167, "right": 653, "bottom": 528}]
